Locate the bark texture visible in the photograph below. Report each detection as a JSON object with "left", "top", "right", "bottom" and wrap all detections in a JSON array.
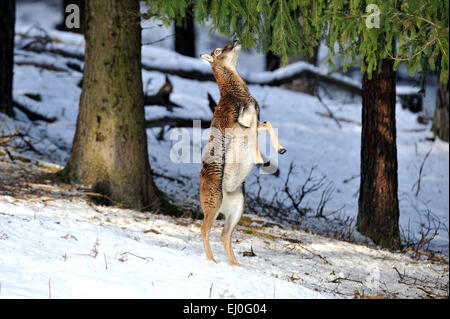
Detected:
[
  {"left": 0, "top": 0, "right": 15, "bottom": 117},
  {"left": 63, "top": 0, "right": 160, "bottom": 210},
  {"left": 357, "top": 58, "right": 402, "bottom": 250},
  {"left": 432, "top": 80, "right": 449, "bottom": 142}
]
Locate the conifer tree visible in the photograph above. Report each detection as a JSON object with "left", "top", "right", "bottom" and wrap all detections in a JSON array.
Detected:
[{"left": 312, "top": 0, "right": 448, "bottom": 249}]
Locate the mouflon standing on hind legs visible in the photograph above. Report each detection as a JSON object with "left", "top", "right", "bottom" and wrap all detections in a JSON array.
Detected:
[{"left": 199, "top": 39, "right": 286, "bottom": 266}]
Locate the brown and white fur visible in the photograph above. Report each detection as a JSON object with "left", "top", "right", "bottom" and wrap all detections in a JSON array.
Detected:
[{"left": 199, "top": 40, "right": 286, "bottom": 266}]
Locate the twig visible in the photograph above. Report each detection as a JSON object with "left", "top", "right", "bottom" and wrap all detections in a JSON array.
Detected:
[
  {"left": 330, "top": 277, "right": 363, "bottom": 284},
  {"left": 242, "top": 246, "right": 256, "bottom": 257},
  {"left": 315, "top": 89, "right": 342, "bottom": 129},
  {"left": 387, "top": 37, "right": 438, "bottom": 62},
  {"left": 83, "top": 191, "right": 116, "bottom": 205},
  {"left": 209, "top": 283, "right": 213, "bottom": 298},
  {"left": 284, "top": 164, "right": 326, "bottom": 217},
  {"left": 0, "top": 231, "right": 9, "bottom": 240},
  {"left": 75, "top": 238, "right": 100, "bottom": 258},
  {"left": 284, "top": 163, "right": 304, "bottom": 215},
  {"left": 120, "top": 252, "right": 153, "bottom": 261},
  {"left": 402, "top": 247, "right": 449, "bottom": 265},
  {"left": 0, "top": 129, "right": 19, "bottom": 145},
  {"left": 1, "top": 147, "right": 15, "bottom": 162},
  {"left": 343, "top": 174, "right": 360, "bottom": 184},
  {"left": 393, "top": 266, "right": 448, "bottom": 297},
  {"left": 413, "top": 147, "right": 432, "bottom": 197},
  {"left": 298, "top": 243, "right": 332, "bottom": 265},
  {"left": 16, "top": 132, "right": 43, "bottom": 155},
  {"left": 142, "top": 33, "right": 175, "bottom": 46},
  {"left": 315, "top": 183, "right": 339, "bottom": 219},
  {"left": 17, "top": 26, "right": 53, "bottom": 51},
  {"left": 104, "top": 252, "right": 108, "bottom": 270}
]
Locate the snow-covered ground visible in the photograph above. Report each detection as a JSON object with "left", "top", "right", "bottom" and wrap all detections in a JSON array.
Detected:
[
  {"left": 0, "top": 181, "right": 326, "bottom": 298},
  {"left": 0, "top": 155, "right": 448, "bottom": 299},
  {"left": 0, "top": 0, "right": 448, "bottom": 299}
]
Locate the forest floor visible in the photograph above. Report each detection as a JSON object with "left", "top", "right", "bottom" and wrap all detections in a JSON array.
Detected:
[
  {"left": 0, "top": 1, "right": 448, "bottom": 299},
  {"left": 0, "top": 151, "right": 448, "bottom": 299}
]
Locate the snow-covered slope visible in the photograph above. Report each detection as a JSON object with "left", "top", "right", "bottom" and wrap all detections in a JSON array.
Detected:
[
  {"left": 0, "top": 0, "right": 448, "bottom": 299},
  {"left": 0, "top": 157, "right": 447, "bottom": 299},
  {"left": 0, "top": 193, "right": 325, "bottom": 299}
]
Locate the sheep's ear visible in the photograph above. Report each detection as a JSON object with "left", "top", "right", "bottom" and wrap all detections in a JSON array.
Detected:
[{"left": 200, "top": 54, "right": 214, "bottom": 63}]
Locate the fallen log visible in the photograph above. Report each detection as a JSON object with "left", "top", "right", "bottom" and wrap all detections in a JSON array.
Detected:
[
  {"left": 13, "top": 100, "right": 57, "bottom": 123},
  {"left": 146, "top": 61, "right": 363, "bottom": 94},
  {"left": 247, "top": 67, "right": 362, "bottom": 94},
  {"left": 142, "top": 63, "right": 215, "bottom": 82},
  {"left": 18, "top": 44, "right": 84, "bottom": 61},
  {"left": 14, "top": 61, "right": 68, "bottom": 73},
  {"left": 18, "top": 36, "right": 425, "bottom": 102},
  {"left": 18, "top": 41, "right": 361, "bottom": 93}
]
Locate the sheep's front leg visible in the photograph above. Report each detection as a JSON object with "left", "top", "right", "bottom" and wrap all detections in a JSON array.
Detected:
[
  {"left": 251, "top": 125, "right": 264, "bottom": 166},
  {"left": 258, "top": 121, "right": 286, "bottom": 154},
  {"left": 238, "top": 106, "right": 264, "bottom": 166}
]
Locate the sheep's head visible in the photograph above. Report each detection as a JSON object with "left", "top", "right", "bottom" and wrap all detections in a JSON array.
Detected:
[{"left": 200, "top": 39, "right": 241, "bottom": 71}]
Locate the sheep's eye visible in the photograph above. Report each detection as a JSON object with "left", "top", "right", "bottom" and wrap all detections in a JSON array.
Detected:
[{"left": 214, "top": 49, "right": 222, "bottom": 56}]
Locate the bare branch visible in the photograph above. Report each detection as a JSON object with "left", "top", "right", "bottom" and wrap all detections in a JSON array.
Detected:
[{"left": 412, "top": 147, "right": 433, "bottom": 197}]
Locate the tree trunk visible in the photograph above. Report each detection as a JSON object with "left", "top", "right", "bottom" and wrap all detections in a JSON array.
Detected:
[
  {"left": 306, "top": 45, "right": 319, "bottom": 67},
  {"left": 0, "top": 0, "right": 15, "bottom": 117},
  {"left": 432, "top": 80, "right": 449, "bottom": 142},
  {"left": 357, "top": 58, "right": 402, "bottom": 250},
  {"left": 266, "top": 50, "right": 280, "bottom": 71},
  {"left": 62, "top": 0, "right": 160, "bottom": 210},
  {"left": 174, "top": 5, "right": 196, "bottom": 57}
]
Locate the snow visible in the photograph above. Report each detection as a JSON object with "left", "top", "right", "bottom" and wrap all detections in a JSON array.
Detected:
[
  {"left": 0, "top": 1, "right": 448, "bottom": 299},
  {"left": 0, "top": 195, "right": 326, "bottom": 299},
  {"left": 0, "top": 158, "right": 447, "bottom": 298},
  {"left": 0, "top": 159, "right": 448, "bottom": 299}
]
